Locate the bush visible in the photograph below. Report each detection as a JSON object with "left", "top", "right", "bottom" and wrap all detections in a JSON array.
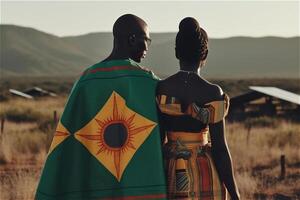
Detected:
[
  {"left": 37, "top": 118, "right": 57, "bottom": 133},
  {"left": 0, "top": 93, "right": 10, "bottom": 102},
  {"left": 244, "top": 116, "right": 279, "bottom": 129},
  {"left": 3, "top": 108, "right": 45, "bottom": 123}
]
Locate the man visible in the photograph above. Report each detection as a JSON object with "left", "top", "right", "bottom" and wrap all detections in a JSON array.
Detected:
[{"left": 35, "top": 14, "right": 167, "bottom": 200}]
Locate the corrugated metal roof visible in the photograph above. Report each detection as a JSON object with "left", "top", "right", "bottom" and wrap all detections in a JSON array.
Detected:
[
  {"left": 24, "top": 87, "right": 57, "bottom": 97},
  {"left": 249, "top": 86, "right": 300, "bottom": 105},
  {"left": 9, "top": 89, "right": 34, "bottom": 99}
]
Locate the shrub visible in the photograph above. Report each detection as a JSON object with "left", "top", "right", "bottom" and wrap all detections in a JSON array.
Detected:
[
  {"left": 4, "top": 108, "right": 45, "bottom": 123},
  {"left": 244, "top": 116, "right": 279, "bottom": 129}
]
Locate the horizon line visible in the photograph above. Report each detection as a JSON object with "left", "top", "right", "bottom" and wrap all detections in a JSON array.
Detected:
[{"left": 1, "top": 23, "right": 300, "bottom": 39}]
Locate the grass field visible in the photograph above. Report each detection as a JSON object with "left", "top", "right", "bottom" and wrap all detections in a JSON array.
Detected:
[
  {"left": 1, "top": 77, "right": 300, "bottom": 97},
  {"left": 0, "top": 78, "right": 299, "bottom": 200}
]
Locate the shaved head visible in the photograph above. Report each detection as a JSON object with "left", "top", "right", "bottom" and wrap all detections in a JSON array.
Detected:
[
  {"left": 106, "top": 14, "right": 150, "bottom": 63},
  {"left": 113, "top": 14, "right": 148, "bottom": 39}
]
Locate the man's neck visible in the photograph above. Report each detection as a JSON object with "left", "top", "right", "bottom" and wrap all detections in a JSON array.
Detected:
[{"left": 103, "top": 48, "right": 130, "bottom": 62}]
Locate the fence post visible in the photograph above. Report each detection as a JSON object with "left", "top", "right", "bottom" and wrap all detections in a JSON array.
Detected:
[
  {"left": 280, "top": 155, "right": 286, "bottom": 179},
  {"left": 53, "top": 110, "right": 58, "bottom": 123},
  {"left": 246, "top": 125, "right": 251, "bottom": 145},
  {"left": 1, "top": 118, "right": 5, "bottom": 135}
]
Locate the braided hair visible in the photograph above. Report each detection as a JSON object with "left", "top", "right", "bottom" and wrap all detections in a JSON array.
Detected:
[{"left": 175, "top": 17, "right": 208, "bottom": 65}]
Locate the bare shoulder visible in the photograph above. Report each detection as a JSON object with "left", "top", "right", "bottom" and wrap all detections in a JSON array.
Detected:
[
  {"left": 196, "top": 78, "right": 224, "bottom": 101},
  {"left": 156, "top": 80, "right": 166, "bottom": 93},
  {"left": 156, "top": 73, "right": 179, "bottom": 94},
  {"left": 210, "top": 83, "right": 224, "bottom": 98}
]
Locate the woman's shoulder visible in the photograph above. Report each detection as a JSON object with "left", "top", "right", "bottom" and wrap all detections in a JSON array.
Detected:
[
  {"left": 156, "top": 73, "right": 225, "bottom": 102},
  {"left": 205, "top": 83, "right": 224, "bottom": 99},
  {"left": 192, "top": 78, "right": 224, "bottom": 103},
  {"left": 157, "top": 73, "right": 181, "bottom": 94}
]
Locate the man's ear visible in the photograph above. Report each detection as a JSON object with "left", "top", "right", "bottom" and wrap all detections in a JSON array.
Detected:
[{"left": 128, "top": 34, "right": 136, "bottom": 46}]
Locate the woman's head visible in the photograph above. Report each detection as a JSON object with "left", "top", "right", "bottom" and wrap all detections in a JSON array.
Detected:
[{"left": 175, "top": 17, "right": 208, "bottom": 71}]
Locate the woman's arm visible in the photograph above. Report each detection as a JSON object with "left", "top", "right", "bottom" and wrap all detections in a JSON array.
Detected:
[{"left": 209, "top": 120, "right": 240, "bottom": 200}]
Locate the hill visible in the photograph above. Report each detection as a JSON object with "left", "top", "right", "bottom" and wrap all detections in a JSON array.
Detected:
[
  {"left": 1, "top": 24, "right": 299, "bottom": 78},
  {"left": 0, "top": 25, "right": 92, "bottom": 76}
]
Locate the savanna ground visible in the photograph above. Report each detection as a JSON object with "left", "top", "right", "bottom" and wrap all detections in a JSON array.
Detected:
[{"left": 0, "top": 77, "right": 299, "bottom": 200}]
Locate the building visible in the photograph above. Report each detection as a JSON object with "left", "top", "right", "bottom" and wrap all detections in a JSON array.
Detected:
[
  {"left": 23, "top": 87, "right": 57, "bottom": 97},
  {"left": 9, "top": 87, "right": 57, "bottom": 99},
  {"left": 228, "top": 86, "right": 300, "bottom": 120},
  {"left": 9, "top": 89, "right": 34, "bottom": 99}
]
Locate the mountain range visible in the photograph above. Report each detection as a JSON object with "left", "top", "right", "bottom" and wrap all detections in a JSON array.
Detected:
[{"left": 1, "top": 24, "right": 299, "bottom": 78}]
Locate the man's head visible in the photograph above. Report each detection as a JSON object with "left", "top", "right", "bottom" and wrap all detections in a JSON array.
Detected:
[{"left": 112, "top": 14, "right": 151, "bottom": 63}]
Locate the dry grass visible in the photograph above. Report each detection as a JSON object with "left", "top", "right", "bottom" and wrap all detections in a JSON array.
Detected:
[
  {"left": 0, "top": 96, "right": 67, "bottom": 121},
  {"left": 226, "top": 120, "right": 300, "bottom": 199},
  {"left": 0, "top": 167, "right": 41, "bottom": 200},
  {"left": 235, "top": 172, "right": 259, "bottom": 199},
  {"left": 227, "top": 121, "right": 300, "bottom": 170},
  {"left": 0, "top": 121, "right": 49, "bottom": 164},
  {"left": 0, "top": 97, "right": 299, "bottom": 199},
  {"left": 0, "top": 97, "right": 62, "bottom": 200}
]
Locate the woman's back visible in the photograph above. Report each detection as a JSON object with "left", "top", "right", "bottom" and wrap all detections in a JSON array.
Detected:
[
  {"left": 156, "top": 16, "right": 240, "bottom": 200},
  {"left": 156, "top": 71, "right": 229, "bottom": 199},
  {"left": 157, "top": 71, "right": 223, "bottom": 106}
]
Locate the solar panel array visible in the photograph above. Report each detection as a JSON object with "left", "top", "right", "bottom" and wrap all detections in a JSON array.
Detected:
[{"left": 249, "top": 86, "right": 300, "bottom": 105}]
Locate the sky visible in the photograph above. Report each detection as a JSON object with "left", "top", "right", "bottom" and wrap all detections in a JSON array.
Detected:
[{"left": 0, "top": 0, "right": 299, "bottom": 38}]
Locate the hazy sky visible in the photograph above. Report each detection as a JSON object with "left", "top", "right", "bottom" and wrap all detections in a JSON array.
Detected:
[{"left": 1, "top": 0, "right": 299, "bottom": 38}]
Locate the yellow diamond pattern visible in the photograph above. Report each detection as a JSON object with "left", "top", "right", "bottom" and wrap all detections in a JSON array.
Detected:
[{"left": 74, "top": 91, "right": 156, "bottom": 181}]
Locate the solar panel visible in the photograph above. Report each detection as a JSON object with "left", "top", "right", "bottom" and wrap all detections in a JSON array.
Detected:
[{"left": 249, "top": 86, "right": 300, "bottom": 105}]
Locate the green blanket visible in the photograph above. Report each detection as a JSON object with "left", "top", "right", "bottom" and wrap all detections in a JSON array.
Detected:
[{"left": 35, "top": 59, "right": 167, "bottom": 200}]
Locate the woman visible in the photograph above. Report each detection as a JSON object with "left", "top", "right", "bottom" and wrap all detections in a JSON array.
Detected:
[{"left": 156, "top": 17, "right": 240, "bottom": 200}]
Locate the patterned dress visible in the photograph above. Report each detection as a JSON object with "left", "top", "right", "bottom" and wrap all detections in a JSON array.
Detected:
[{"left": 157, "top": 94, "right": 230, "bottom": 200}]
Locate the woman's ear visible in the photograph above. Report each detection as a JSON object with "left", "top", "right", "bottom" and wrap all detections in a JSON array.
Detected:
[{"left": 201, "top": 49, "right": 208, "bottom": 60}]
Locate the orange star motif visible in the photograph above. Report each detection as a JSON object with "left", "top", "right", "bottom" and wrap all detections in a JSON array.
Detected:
[
  {"left": 74, "top": 91, "right": 156, "bottom": 181},
  {"left": 48, "top": 121, "right": 71, "bottom": 155}
]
